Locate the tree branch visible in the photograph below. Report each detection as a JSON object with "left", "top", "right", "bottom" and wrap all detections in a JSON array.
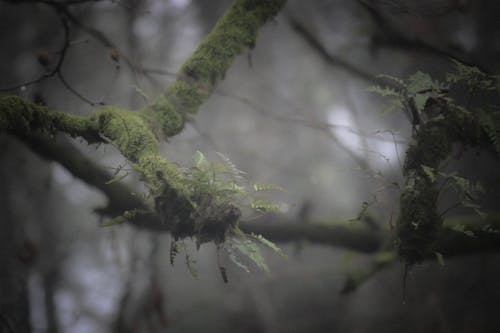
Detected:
[
  {"left": 13, "top": 131, "right": 500, "bottom": 266},
  {"left": 287, "top": 16, "right": 381, "bottom": 85},
  {"left": 0, "top": 0, "right": 288, "bottom": 245}
]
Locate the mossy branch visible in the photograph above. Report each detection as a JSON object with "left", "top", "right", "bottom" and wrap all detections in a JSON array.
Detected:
[
  {"left": 397, "top": 97, "right": 492, "bottom": 265},
  {"left": 142, "top": 0, "right": 287, "bottom": 137},
  {"left": 0, "top": 0, "right": 287, "bottom": 243}
]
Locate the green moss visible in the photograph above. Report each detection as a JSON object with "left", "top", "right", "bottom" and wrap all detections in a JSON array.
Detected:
[
  {"left": 0, "top": 95, "right": 47, "bottom": 133},
  {"left": 404, "top": 125, "right": 451, "bottom": 173},
  {"left": 165, "top": 81, "right": 208, "bottom": 114},
  {"left": 397, "top": 172, "right": 441, "bottom": 264},
  {"left": 0, "top": 0, "right": 288, "bottom": 248},
  {"left": 90, "top": 106, "right": 158, "bottom": 162},
  {"left": 178, "top": 0, "right": 285, "bottom": 89},
  {"left": 0, "top": 95, "right": 94, "bottom": 139},
  {"left": 398, "top": 117, "right": 452, "bottom": 264},
  {"left": 142, "top": 94, "right": 185, "bottom": 138},
  {"left": 141, "top": 0, "right": 286, "bottom": 139},
  {"left": 136, "top": 154, "right": 183, "bottom": 192}
]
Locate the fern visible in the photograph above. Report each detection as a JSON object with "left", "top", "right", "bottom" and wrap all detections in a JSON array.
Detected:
[
  {"left": 227, "top": 234, "right": 270, "bottom": 273},
  {"left": 421, "top": 165, "right": 437, "bottom": 183},
  {"left": 253, "top": 183, "right": 286, "bottom": 192},
  {"left": 250, "top": 199, "right": 282, "bottom": 213},
  {"left": 366, "top": 85, "right": 401, "bottom": 98},
  {"left": 376, "top": 74, "right": 407, "bottom": 88},
  {"left": 369, "top": 71, "right": 444, "bottom": 119},
  {"left": 249, "top": 233, "right": 287, "bottom": 258},
  {"left": 407, "top": 71, "right": 441, "bottom": 95},
  {"left": 216, "top": 151, "right": 247, "bottom": 180},
  {"left": 177, "top": 150, "right": 287, "bottom": 278},
  {"left": 439, "top": 172, "right": 485, "bottom": 218},
  {"left": 446, "top": 59, "right": 498, "bottom": 91},
  {"left": 479, "top": 111, "right": 500, "bottom": 156}
]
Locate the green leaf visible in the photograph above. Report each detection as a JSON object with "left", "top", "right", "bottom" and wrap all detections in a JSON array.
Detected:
[
  {"left": 421, "top": 165, "right": 436, "bottom": 183},
  {"left": 193, "top": 150, "right": 208, "bottom": 169},
  {"left": 253, "top": 183, "right": 286, "bottom": 192},
  {"left": 249, "top": 233, "right": 287, "bottom": 259},
  {"left": 216, "top": 152, "right": 247, "bottom": 180},
  {"left": 367, "top": 85, "right": 401, "bottom": 97},
  {"left": 228, "top": 252, "right": 250, "bottom": 273},
  {"left": 231, "top": 237, "right": 269, "bottom": 273},
  {"left": 101, "top": 209, "right": 144, "bottom": 226},
  {"left": 407, "top": 71, "right": 439, "bottom": 95},
  {"left": 375, "top": 74, "right": 407, "bottom": 87},
  {"left": 251, "top": 200, "right": 281, "bottom": 213},
  {"left": 446, "top": 59, "right": 498, "bottom": 91}
]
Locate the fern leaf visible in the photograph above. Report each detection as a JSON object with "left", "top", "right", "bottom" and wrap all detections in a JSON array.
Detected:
[
  {"left": 216, "top": 152, "right": 247, "bottom": 179},
  {"left": 253, "top": 183, "right": 286, "bottom": 192},
  {"left": 421, "top": 165, "right": 436, "bottom": 183},
  {"left": 231, "top": 237, "right": 269, "bottom": 273},
  {"left": 228, "top": 252, "right": 250, "bottom": 273},
  {"left": 446, "top": 59, "right": 497, "bottom": 91},
  {"left": 251, "top": 200, "right": 281, "bottom": 213},
  {"left": 367, "top": 85, "right": 401, "bottom": 97},
  {"left": 249, "top": 233, "right": 287, "bottom": 258},
  {"left": 376, "top": 74, "right": 407, "bottom": 87},
  {"left": 193, "top": 150, "right": 209, "bottom": 169}
]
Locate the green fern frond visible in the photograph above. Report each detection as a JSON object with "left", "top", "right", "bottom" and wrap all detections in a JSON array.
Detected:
[
  {"left": 216, "top": 151, "right": 247, "bottom": 180},
  {"left": 249, "top": 233, "right": 287, "bottom": 258},
  {"left": 376, "top": 74, "right": 407, "bottom": 87},
  {"left": 479, "top": 111, "right": 500, "bottom": 156},
  {"left": 367, "top": 85, "right": 401, "bottom": 98},
  {"left": 253, "top": 183, "right": 286, "bottom": 192},
  {"left": 228, "top": 251, "right": 250, "bottom": 273},
  {"left": 228, "top": 235, "right": 270, "bottom": 273},
  {"left": 406, "top": 71, "right": 441, "bottom": 95},
  {"left": 421, "top": 165, "right": 436, "bottom": 183},
  {"left": 446, "top": 59, "right": 498, "bottom": 91},
  {"left": 251, "top": 199, "right": 282, "bottom": 213}
]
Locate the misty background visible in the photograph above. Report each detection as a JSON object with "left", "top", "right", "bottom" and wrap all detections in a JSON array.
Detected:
[{"left": 1, "top": 0, "right": 500, "bottom": 332}]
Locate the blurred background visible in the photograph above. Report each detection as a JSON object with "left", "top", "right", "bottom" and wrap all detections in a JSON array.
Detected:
[{"left": 1, "top": 0, "right": 500, "bottom": 332}]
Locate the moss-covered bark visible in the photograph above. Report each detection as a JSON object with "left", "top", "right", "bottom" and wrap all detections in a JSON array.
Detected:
[
  {"left": 0, "top": 0, "right": 287, "bottom": 244},
  {"left": 141, "top": 0, "right": 286, "bottom": 138},
  {"left": 397, "top": 97, "right": 492, "bottom": 265}
]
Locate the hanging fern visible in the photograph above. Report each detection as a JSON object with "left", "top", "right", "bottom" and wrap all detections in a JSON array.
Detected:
[
  {"left": 479, "top": 110, "right": 500, "bottom": 156},
  {"left": 446, "top": 59, "right": 499, "bottom": 91},
  {"left": 176, "top": 150, "right": 287, "bottom": 281}
]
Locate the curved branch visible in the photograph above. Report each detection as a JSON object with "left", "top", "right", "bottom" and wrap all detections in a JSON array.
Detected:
[{"left": 0, "top": 0, "right": 288, "bottom": 244}]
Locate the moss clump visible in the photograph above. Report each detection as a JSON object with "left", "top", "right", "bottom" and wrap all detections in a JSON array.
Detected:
[
  {"left": 0, "top": 96, "right": 42, "bottom": 133},
  {"left": 0, "top": 95, "right": 95, "bottom": 139},
  {"left": 165, "top": 81, "right": 209, "bottom": 114},
  {"left": 90, "top": 106, "right": 158, "bottom": 162},
  {"left": 398, "top": 101, "right": 454, "bottom": 265},
  {"left": 178, "top": 0, "right": 286, "bottom": 89},
  {"left": 142, "top": 94, "right": 185, "bottom": 138},
  {"left": 136, "top": 154, "right": 184, "bottom": 193},
  {"left": 404, "top": 124, "right": 452, "bottom": 173},
  {"left": 397, "top": 171, "right": 441, "bottom": 264},
  {"left": 138, "top": 0, "right": 286, "bottom": 141}
]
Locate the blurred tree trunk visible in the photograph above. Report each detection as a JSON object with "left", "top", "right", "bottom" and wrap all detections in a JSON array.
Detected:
[{"left": 0, "top": 138, "right": 31, "bottom": 333}]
